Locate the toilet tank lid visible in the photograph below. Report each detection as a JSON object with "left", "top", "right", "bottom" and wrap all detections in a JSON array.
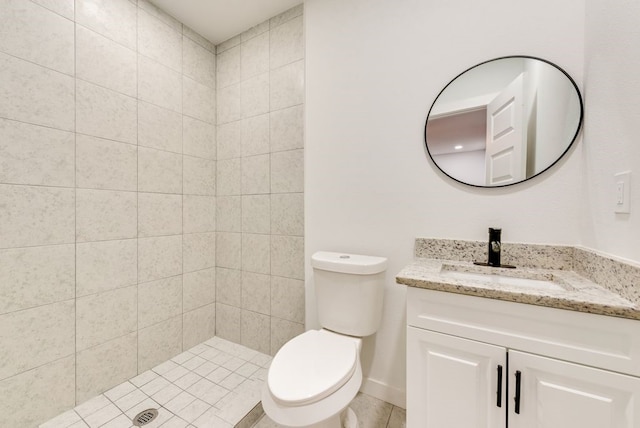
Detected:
[{"left": 311, "top": 251, "right": 387, "bottom": 275}]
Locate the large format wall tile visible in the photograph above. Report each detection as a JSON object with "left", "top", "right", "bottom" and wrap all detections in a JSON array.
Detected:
[
  {"left": 0, "top": 300, "right": 75, "bottom": 380},
  {"left": 216, "top": 46, "right": 241, "bottom": 89},
  {"left": 241, "top": 73, "right": 269, "bottom": 119},
  {"left": 241, "top": 272, "right": 270, "bottom": 315},
  {"left": 76, "top": 239, "right": 137, "bottom": 297},
  {"left": 271, "top": 193, "right": 304, "bottom": 236},
  {"left": 31, "top": 0, "right": 74, "bottom": 20},
  {"left": 184, "top": 76, "right": 216, "bottom": 124},
  {"left": 217, "top": 121, "right": 242, "bottom": 160},
  {"left": 184, "top": 196, "right": 216, "bottom": 233},
  {"left": 271, "top": 235, "right": 304, "bottom": 280},
  {"left": 270, "top": 105, "right": 304, "bottom": 152},
  {"left": 0, "top": 184, "right": 75, "bottom": 249},
  {"left": 215, "top": 7, "right": 305, "bottom": 355},
  {"left": 217, "top": 196, "right": 242, "bottom": 232},
  {"left": 76, "top": 25, "right": 137, "bottom": 97},
  {"left": 138, "top": 101, "right": 183, "bottom": 153},
  {"left": 184, "top": 157, "right": 216, "bottom": 196},
  {"left": 242, "top": 195, "right": 270, "bottom": 234},
  {"left": 76, "top": 135, "right": 137, "bottom": 191},
  {"left": 0, "top": 244, "right": 74, "bottom": 315},
  {"left": 241, "top": 154, "right": 270, "bottom": 195},
  {"left": 0, "top": 0, "right": 74, "bottom": 75},
  {"left": 183, "top": 268, "right": 216, "bottom": 312},
  {"left": 138, "top": 192, "right": 183, "bottom": 237},
  {"left": 138, "top": 235, "right": 183, "bottom": 282},
  {"left": 76, "top": 80, "right": 137, "bottom": 144},
  {"left": 216, "top": 232, "right": 241, "bottom": 269},
  {"left": 0, "top": 53, "right": 74, "bottom": 131},
  {"left": 138, "top": 147, "right": 183, "bottom": 194},
  {"left": 1, "top": 2, "right": 221, "bottom": 425},
  {"left": 183, "top": 37, "right": 215, "bottom": 88},
  {"left": 241, "top": 310, "right": 270, "bottom": 355},
  {"left": 138, "top": 8, "right": 182, "bottom": 72},
  {"left": 0, "top": 118, "right": 75, "bottom": 187},
  {"left": 242, "top": 234, "right": 271, "bottom": 274},
  {"left": 76, "top": 333, "right": 137, "bottom": 403},
  {"left": 184, "top": 116, "right": 216, "bottom": 159},
  {"left": 138, "top": 55, "right": 182, "bottom": 113},
  {"left": 0, "top": 356, "right": 75, "bottom": 428},
  {"left": 183, "top": 304, "right": 215, "bottom": 349},
  {"left": 76, "top": 0, "right": 137, "bottom": 50},
  {"left": 270, "top": 15, "right": 304, "bottom": 70},
  {"left": 241, "top": 32, "right": 269, "bottom": 81},
  {"left": 216, "top": 267, "right": 242, "bottom": 307},
  {"left": 138, "top": 316, "right": 182, "bottom": 372},
  {"left": 215, "top": 303, "right": 241, "bottom": 343},
  {"left": 217, "top": 158, "right": 242, "bottom": 196},
  {"left": 242, "top": 114, "right": 270, "bottom": 158},
  {"left": 183, "top": 232, "right": 216, "bottom": 273},
  {"left": 217, "top": 84, "right": 242, "bottom": 124},
  {"left": 270, "top": 60, "right": 305, "bottom": 111},
  {"left": 76, "top": 189, "right": 137, "bottom": 242},
  {"left": 271, "top": 276, "right": 305, "bottom": 324},
  {"left": 271, "top": 149, "right": 304, "bottom": 193},
  {"left": 138, "top": 275, "right": 183, "bottom": 329},
  {"left": 76, "top": 286, "right": 137, "bottom": 351}
]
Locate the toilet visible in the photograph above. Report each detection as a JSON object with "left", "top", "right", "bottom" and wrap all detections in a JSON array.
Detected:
[{"left": 262, "top": 251, "right": 387, "bottom": 428}]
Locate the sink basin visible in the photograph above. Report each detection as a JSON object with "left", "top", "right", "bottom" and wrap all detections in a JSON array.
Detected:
[{"left": 439, "top": 267, "right": 566, "bottom": 291}]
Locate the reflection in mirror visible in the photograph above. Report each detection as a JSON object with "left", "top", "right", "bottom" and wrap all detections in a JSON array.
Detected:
[{"left": 425, "top": 56, "right": 583, "bottom": 187}]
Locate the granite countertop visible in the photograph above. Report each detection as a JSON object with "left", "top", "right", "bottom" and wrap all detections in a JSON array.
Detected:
[{"left": 397, "top": 258, "right": 640, "bottom": 320}]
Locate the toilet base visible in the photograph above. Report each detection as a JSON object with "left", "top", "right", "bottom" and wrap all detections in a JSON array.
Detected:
[
  {"left": 294, "top": 406, "right": 357, "bottom": 428},
  {"left": 341, "top": 407, "right": 358, "bottom": 428}
]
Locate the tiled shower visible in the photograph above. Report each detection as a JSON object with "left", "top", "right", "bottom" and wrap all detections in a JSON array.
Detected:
[{"left": 0, "top": 0, "right": 305, "bottom": 426}]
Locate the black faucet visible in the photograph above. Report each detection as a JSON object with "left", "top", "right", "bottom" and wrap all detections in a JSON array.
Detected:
[
  {"left": 487, "top": 227, "right": 502, "bottom": 266},
  {"left": 474, "top": 227, "right": 516, "bottom": 268}
]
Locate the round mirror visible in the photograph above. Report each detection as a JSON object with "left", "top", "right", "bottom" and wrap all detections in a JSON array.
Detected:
[{"left": 424, "top": 56, "right": 583, "bottom": 187}]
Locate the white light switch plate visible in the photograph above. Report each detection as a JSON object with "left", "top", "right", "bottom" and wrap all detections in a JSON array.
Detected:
[{"left": 615, "top": 171, "right": 631, "bottom": 213}]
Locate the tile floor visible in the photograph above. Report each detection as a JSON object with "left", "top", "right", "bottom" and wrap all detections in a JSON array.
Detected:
[
  {"left": 40, "top": 336, "right": 406, "bottom": 428},
  {"left": 41, "top": 337, "right": 270, "bottom": 428}
]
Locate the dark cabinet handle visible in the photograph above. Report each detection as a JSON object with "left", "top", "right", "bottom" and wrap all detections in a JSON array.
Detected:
[
  {"left": 514, "top": 370, "right": 522, "bottom": 414},
  {"left": 496, "top": 365, "right": 503, "bottom": 407}
]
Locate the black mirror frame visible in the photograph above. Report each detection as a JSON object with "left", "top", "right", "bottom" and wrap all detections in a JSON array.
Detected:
[{"left": 424, "top": 55, "right": 584, "bottom": 188}]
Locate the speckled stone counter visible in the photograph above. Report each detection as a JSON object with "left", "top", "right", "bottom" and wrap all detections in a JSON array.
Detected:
[{"left": 398, "top": 239, "right": 640, "bottom": 321}]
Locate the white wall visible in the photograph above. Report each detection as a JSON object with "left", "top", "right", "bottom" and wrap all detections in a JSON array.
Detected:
[
  {"left": 581, "top": 0, "right": 640, "bottom": 263},
  {"left": 305, "top": 0, "right": 584, "bottom": 406}
]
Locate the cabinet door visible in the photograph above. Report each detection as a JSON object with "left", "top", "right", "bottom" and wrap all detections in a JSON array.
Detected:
[
  {"left": 407, "top": 327, "right": 507, "bottom": 428},
  {"left": 509, "top": 350, "right": 640, "bottom": 428}
]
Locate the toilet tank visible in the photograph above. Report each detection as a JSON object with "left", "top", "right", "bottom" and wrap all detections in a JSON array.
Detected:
[{"left": 311, "top": 251, "right": 387, "bottom": 337}]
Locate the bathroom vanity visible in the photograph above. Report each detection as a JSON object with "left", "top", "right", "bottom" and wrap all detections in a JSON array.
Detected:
[{"left": 398, "top": 239, "right": 640, "bottom": 428}]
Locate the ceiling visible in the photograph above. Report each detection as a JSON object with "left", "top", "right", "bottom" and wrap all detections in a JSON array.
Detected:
[{"left": 149, "top": 0, "right": 303, "bottom": 45}]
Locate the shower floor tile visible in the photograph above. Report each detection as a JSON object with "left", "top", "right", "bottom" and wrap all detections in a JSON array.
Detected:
[{"left": 40, "top": 337, "right": 271, "bottom": 428}]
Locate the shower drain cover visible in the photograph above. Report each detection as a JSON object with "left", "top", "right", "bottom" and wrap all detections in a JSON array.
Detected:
[{"left": 132, "top": 408, "right": 158, "bottom": 426}]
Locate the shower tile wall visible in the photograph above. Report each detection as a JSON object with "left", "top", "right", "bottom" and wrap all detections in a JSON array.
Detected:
[
  {"left": 215, "top": 5, "right": 305, "bottom": 356},
  {"left": 0, "top": 0, "right": 216, "bottom": 426}
]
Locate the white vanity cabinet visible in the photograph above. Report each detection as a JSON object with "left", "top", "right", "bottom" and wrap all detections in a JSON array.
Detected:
[
  {"left": 407, "top": 327, "right": 506, "bottom": 427},
  {"left": 406, "top": 287, "right": 640, "bottom": 428}
]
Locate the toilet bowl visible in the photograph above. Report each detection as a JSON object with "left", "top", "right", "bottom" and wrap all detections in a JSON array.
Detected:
[
  {"left": 262, "top": 251, "right": 387, "bottom": 428},
  {"left": 262, "top": 329, "right": 362, "bottom": 427}
]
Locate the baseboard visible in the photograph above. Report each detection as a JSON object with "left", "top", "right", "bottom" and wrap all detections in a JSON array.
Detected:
[{"left": 360, "top": 377, "right": 406, "bottom": 409}]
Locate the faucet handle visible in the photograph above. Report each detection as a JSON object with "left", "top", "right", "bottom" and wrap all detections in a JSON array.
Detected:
[{"left": 491, "top": 241, "right": 501, "bottom": 253}]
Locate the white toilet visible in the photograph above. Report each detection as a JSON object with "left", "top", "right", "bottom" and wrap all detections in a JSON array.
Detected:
[{"left": 262, "top": 251, "right": 387, "bottom": 428}]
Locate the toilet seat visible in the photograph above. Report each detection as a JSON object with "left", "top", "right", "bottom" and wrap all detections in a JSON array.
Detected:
[{"left": 268, "top": 330, "right": 358, "bottom": 406}]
